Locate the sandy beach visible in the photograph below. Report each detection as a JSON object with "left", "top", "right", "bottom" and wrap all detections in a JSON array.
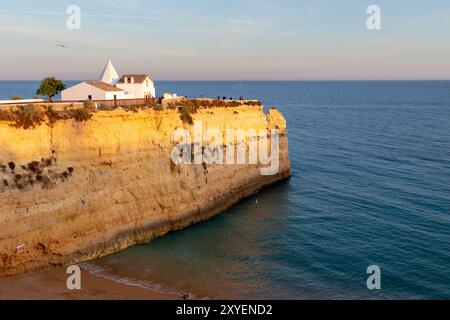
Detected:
[{"left": 0, "top": 267, "right": 180, "bottom": 300}]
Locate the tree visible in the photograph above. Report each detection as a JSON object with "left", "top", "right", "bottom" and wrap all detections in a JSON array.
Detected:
[{"left": 36, "top": 77, "right": 66, "bottom": 102}]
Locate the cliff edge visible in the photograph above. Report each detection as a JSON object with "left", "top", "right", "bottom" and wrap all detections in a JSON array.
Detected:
[{"left": 0, "top": 103, "right": 290, "bottom": 276}]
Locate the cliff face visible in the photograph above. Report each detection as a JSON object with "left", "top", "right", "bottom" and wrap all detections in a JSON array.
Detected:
[{"left": 0, "top": 105, "right": 290, "bottom": 276}]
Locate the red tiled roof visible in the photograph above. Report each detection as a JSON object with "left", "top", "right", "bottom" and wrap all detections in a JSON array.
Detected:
[
  {"left": 117, "top": 74, "right": 152, "bottom": 84},
  {"left": 85, "top": 81, "right": 123, "bottom": 92}
]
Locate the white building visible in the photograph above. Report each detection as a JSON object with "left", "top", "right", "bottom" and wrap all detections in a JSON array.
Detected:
[
  {"left": 163, "top": 93, "right": 178, "bottom": 99},
  {"left": 61, "top": 59, "right": 155, "bottom": 101},
  {"left": 116, "top": 74, "right": 156, "bottom": 99},
  {"left": 99, "top": 59, "right": 120, "bottom": 84},
  {"left": 61, "top": 81, "right": 127, "bottom": 101}
]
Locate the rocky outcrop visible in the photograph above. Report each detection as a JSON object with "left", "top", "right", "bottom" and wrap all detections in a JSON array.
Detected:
[
  {"left": 0, "top": 105, "right": 290, "bottom": 276},
  {"left": 267, "top": 108, "right": 287, "bottom": 135}
]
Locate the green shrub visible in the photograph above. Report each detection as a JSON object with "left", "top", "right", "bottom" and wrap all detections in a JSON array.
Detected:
[
  {"left": 45, "top": 106, "right": 64, "bottom": 126},
  {"left": 83, "top": 100, "right": 96, "bottom": 110},
  {"left": 36, "top": 77, "right": 65, "bottom": 102},
  {"left": 13, "top": 105, "right": 45, "bottom": 129},
  {"left": 0, "top": 109, "right": 15, "bottom": 122},
  {"left": 172, "top": 98, "right": 254, "bottom": 111},
  {"left": 244, "top": 100, "right": 262, "bottom": 106},
  {"left": 70, "top": 108, "right": 93, "bottom": 122},
  {"left": 180, "top": 105, "right": 194, "bottom": 124}
]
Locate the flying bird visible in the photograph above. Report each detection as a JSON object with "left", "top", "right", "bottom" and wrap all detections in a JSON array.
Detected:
[{"left": 52, "top": 44, "right": 69, "bottom": 49}]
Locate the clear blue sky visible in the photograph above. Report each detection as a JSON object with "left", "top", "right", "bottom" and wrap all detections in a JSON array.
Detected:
[{"left": 0, "top": 0, "right": 449, "bottom": 80}]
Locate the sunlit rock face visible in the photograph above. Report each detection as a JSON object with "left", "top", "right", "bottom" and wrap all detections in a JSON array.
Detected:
[{"left": 0, "top": 105, "right": 290, "bottom": 276}]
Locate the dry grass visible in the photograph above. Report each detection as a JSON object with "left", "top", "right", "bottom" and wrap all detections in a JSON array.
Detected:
[
  {"left": 179, "top": 105, "right": 194, "bottom": 124},
  {"left": 12, "top": 105, "right": 46, "bottom": 129},
  {"left": 167, "top": 99, "right": 262, "bottom": 112},
  {"left": 0, "top": 98, "right": 261, "bottom": 129},
  {"left": 70, "top": 108, "right": 93, "bottom": 122}
]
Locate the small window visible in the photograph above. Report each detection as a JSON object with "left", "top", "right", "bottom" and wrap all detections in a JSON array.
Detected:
[
  {"left": 146, "top": 80, "right": 149, "bottom": 87},
  {"left": 88, "top": 95, "right": 92, "bottom": 100},
  {"left": 114, "top": 95, "right": 117, "bottom": 100}
]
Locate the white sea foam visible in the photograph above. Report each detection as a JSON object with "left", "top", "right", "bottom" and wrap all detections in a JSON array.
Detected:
[{"left": 80, "top": 262, "right": 200, "bottom": 299}]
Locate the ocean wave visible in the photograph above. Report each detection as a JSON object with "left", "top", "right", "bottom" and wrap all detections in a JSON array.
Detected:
[{"left": 80, "top": 262, "right": 199, "bottom": 300}]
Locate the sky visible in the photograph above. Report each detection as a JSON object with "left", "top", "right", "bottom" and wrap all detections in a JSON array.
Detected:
[{"left": 0, "top": 0, "right": 449, "bottom": 80}]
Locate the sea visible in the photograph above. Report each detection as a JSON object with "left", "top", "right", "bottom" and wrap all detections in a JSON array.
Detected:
[{"left": 1, "top": 80, "right": 449, "bottom": 299}]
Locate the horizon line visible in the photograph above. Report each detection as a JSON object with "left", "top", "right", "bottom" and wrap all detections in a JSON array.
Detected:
[{"left": 1, "top": 79, "right": 450, "bottom": 82}]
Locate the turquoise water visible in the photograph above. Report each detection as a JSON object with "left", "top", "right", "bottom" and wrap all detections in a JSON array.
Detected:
[{"left": 2, "top": 81, "right": 450, "bottom": 299}]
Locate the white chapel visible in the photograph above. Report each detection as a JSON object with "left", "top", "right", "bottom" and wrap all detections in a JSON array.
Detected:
[{"left": 61, "top": 59, "right": 156, "bottom": 101}]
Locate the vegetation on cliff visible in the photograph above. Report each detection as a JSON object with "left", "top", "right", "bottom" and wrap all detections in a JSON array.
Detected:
[
  {"left": 0, "top": 154, "right": 74, "bottom": 193},
  {"left": 0, "top": 99, "right": 263, "bottom": 130},
  {"left": 0, "top": 105, "right": 94, "bottom": 129},
  {"left": 8, "top": 105, "right": 45, "bottom": 129},
  {"left": 167, "top": 99, "right": 261, "bottom": 112},
  {"left": 179, "top": 105, "right": 194, "bottom": 124},
  {"left": 36, "top": 77, "right": 66, "bottom": 102}
]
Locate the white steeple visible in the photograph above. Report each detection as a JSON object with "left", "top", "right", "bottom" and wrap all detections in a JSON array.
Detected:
[{"left": 99, "top": 58, "right": 119, "bottom": 84}]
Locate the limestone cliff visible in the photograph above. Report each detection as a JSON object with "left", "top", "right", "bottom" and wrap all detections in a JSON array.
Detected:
[{"left": 0, "top": 105, "right": 290, "bottom": 276}]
